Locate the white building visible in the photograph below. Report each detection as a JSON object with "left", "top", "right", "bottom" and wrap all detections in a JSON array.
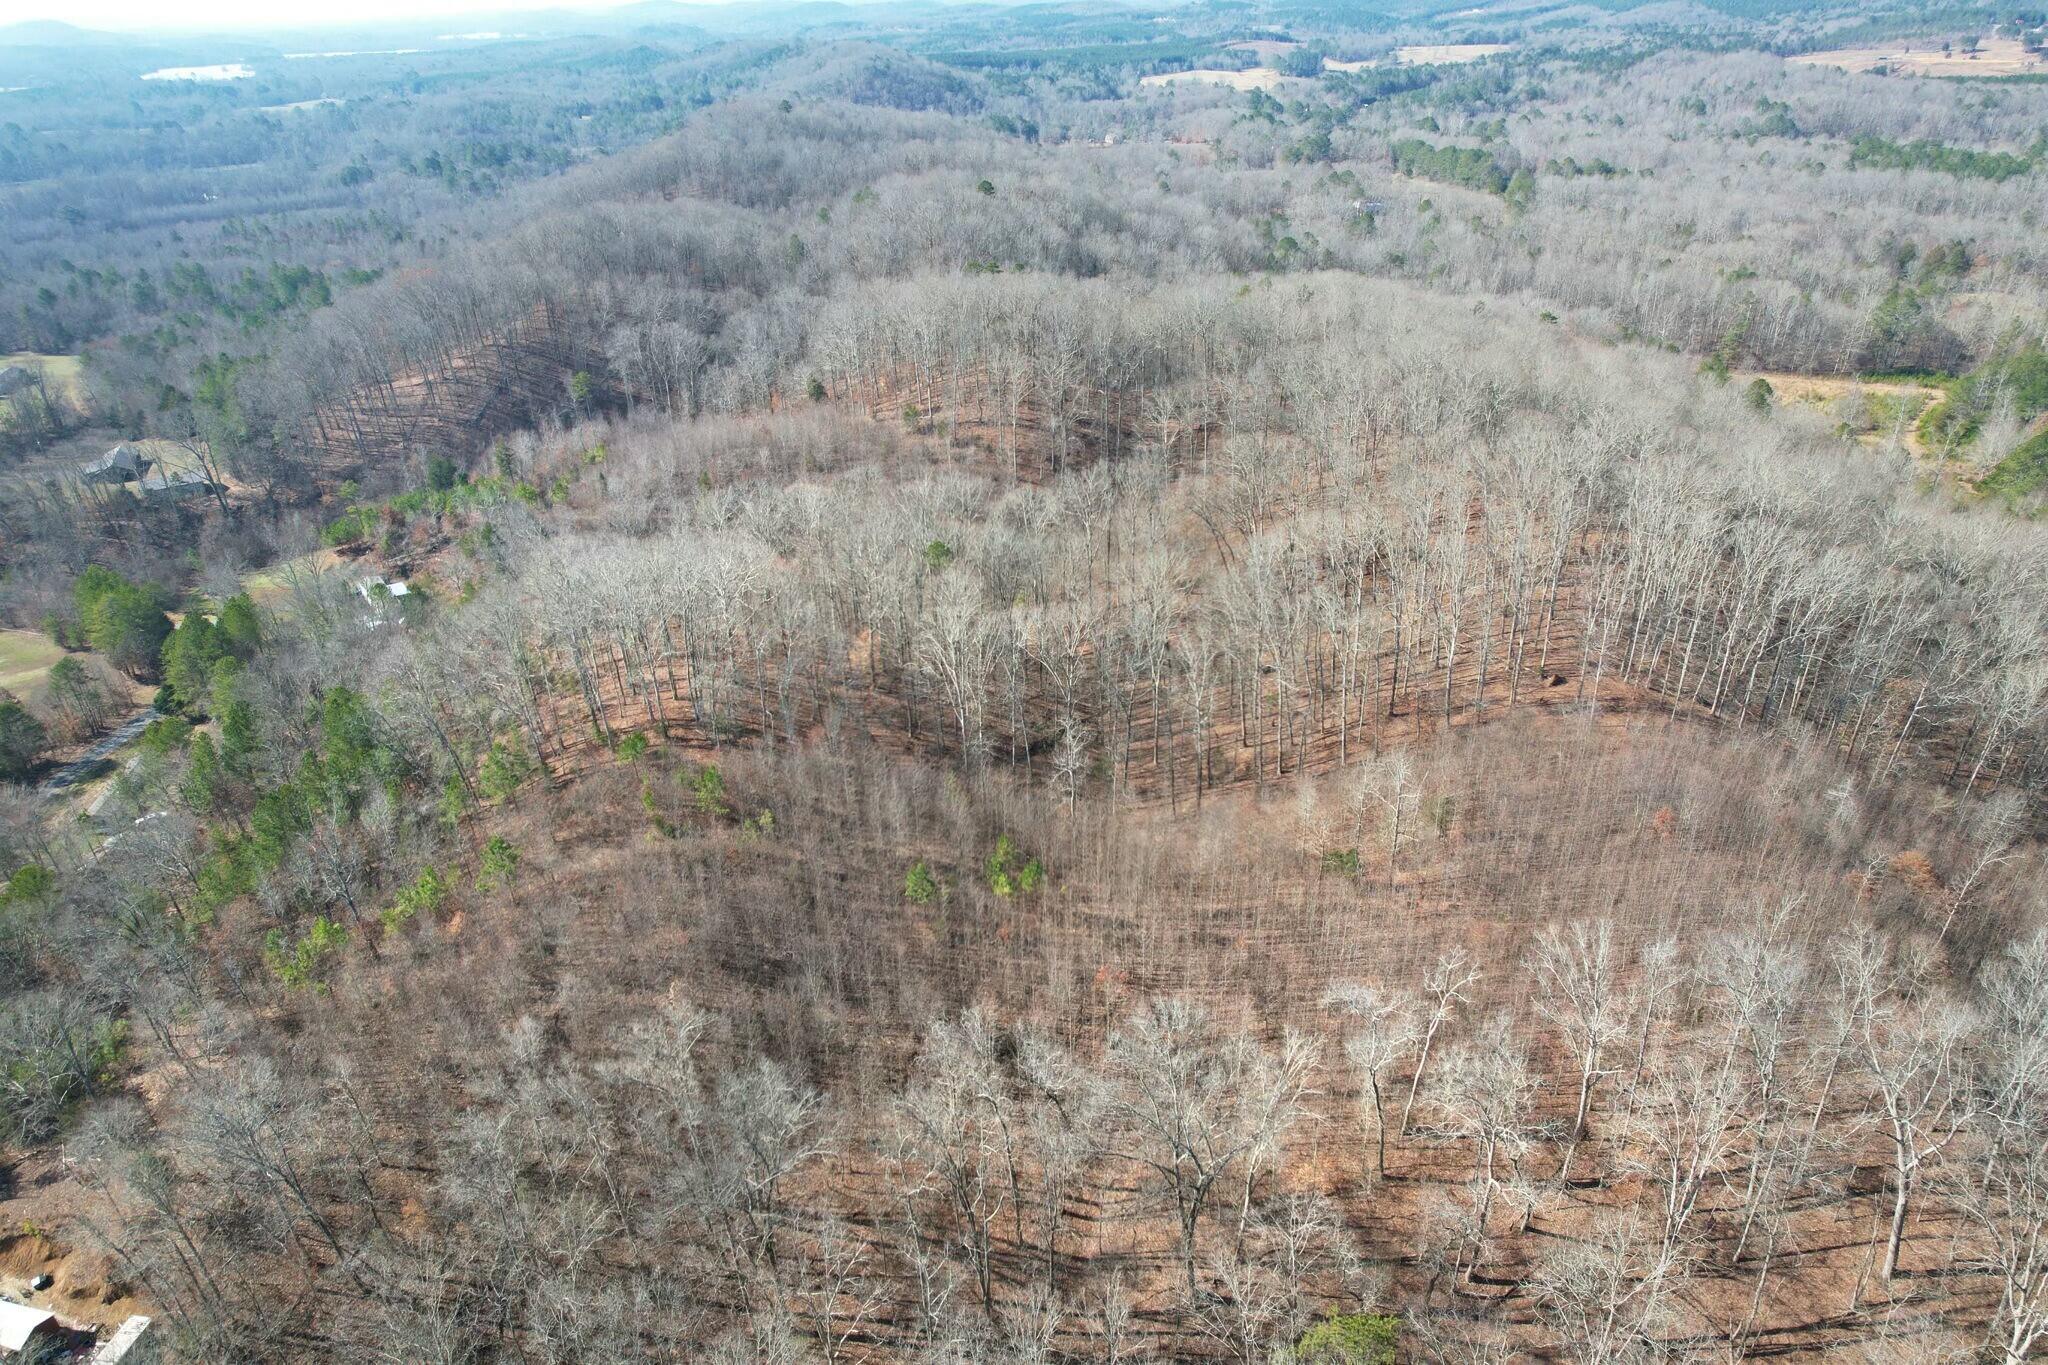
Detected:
[{"left": 0, "top": 1301, "right": 60, "bottom": 1358}]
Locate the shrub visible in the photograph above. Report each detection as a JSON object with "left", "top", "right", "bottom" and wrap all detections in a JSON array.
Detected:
[
  {"left": 1297, "top": 1313, "right": 1399, "bottom": 1364},
  {"left": 438, "top": 772, "right": 468, "bottom": 828},
  {"left": 476, "top": 836, "right": 520, "bottom": 891},
  {"left": 641, "top": 776, "right": 677, "bottom": 838},
  {"left": 138, "top": 716, "right": 191, "bottom": 759},
  {"left": 691, "top": 764, "right": 728, "bottom": 816},
  {"left": 985, "top": 835, "right": 1046, "bottom": 896},
  {"left": 1, "top": 864, "right": 54, "bottom": 906},
  {"left": 0, "top": 991, "right": 124, "bottom": 1139},
  {"left": 265, "top": 916, "right": 348, "bottom": 989},
  {"left": 383, "top": 866, "right": 450, "bottom": 930},
  {"left": 322, "top": 505, "right": 380, "bottom": 546},
  {"left": 478, "top": 737, "right": 535, "bottom": 803}
]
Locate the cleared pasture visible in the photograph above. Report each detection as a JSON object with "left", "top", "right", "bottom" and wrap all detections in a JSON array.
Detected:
[{"left": 1790, "top": 35, "right": 2045, "bottom": 77}]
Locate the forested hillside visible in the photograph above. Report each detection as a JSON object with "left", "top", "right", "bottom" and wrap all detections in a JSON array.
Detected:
[{"left": 2, "top": 0, "right": 2047, "bottom": 1360}]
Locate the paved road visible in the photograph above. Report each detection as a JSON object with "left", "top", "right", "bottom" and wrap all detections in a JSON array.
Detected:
[{"left": 39, "top": 709, "right": 155, "bottom": 793}]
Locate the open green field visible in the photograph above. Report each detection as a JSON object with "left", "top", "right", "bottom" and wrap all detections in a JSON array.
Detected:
[
  {"left": 0, "top": 353, "right": 83, "bottom": 398},
  {"left": 0, "top": 353, "right": 84, "bottom": 423},
  {"left": 241, "top": 548, "right": 346, "bottom": 607},
  {"left": 0, "top": 628, "right": 65, "bottom": 705}
]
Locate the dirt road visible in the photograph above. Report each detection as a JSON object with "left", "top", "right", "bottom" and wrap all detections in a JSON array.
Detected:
[{"left": 40, "top": 709, "right": 154, "bottom": 793}]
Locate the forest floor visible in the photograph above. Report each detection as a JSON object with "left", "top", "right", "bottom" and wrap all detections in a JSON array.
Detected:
[{"left": 260, "top": 700, "right": 1994, "bottom": 1361}]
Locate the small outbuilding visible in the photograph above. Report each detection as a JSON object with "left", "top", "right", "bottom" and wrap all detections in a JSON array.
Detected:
[
  {"left": 355, "top": 577, "right": 410, "bottom": 603},
  {"left": 93, "top": 1315, "right": 154, "bottom": 1363},
  {"left": 0, "top": 1301, "right": 62, "bottom": 1358},
  {"left": 78, "top": 444, "right": 152, "bottom": 485},
  {"left": 356, "top": 577, "right": 411, "bottom": 628}
]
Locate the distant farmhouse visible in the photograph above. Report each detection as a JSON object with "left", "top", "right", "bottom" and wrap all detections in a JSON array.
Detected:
[
  {"left": 78, "top": 443, "right": 151, "bottom": 485},
  {"left": 0, "top": 365, "right": 34, "bottom": 397}
]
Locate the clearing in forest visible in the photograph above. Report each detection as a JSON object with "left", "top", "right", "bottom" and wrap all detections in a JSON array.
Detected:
[
  {"left": 1225, "top": 39, "right": 1304, "bottom": 61},
  {"left": 240, "top": 548, "right": 350, "bottom": 607},
  {"left": 1738, "top": 371, "right": 1943, "bottom": 456},
  {"left": 1790, "top": 35, "right": 2046, "bottom": 77},
  {"left": 1139, "top": 66, "right": 1288, "bottom": 90},
  {"left": 1391, "top": 43, "right": 1511, "bottom": 64},
  {"left": 1144, "top": 43, "right": 1511, "bottom": 90},
  {"left": 1326, "top": 44, "right": 1510, "bottom": 70},
  {"left": 0, "top": 352, "right": 82, "bottom": 415},
  {"left": 0, "top": 629, "right": 64, "bottom": 706}
]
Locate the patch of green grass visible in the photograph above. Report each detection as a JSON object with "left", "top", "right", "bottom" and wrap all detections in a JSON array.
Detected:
[
  {"left": 0, "top": 353, "right": 84, "bottom": 408},
  {"left": 240, "top": 550, "right": 338, "bottom": 607},
  {"left": 1857, "top": 369, "right": 1955, "bottom": 386},
  {"left": 1298, "top": 1312, "right": 1400, "bottom": 1363},
  {"left": 1862, "top": 390, "right": 1933, "bottom": 433},
  {"left": 0, "top": 629, "right": 64, "bottom": 705},
  {"left": 1979, "top": 427, "right": 2048, "bottom": 503}
]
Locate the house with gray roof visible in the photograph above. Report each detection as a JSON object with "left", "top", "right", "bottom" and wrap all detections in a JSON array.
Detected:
[{"left": 79, "top": 444, "right": 151, "bottom": 485}]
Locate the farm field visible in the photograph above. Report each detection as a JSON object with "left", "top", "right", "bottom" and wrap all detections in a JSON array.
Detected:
[
  {"left": 0, "top": 352, "right": 82, "bottom": 421},
  {"left": 1790, "top": 34, "right": 2046, "bottom": 76},
  {"left": 1139, "top": 64, "right": 1288, "bottom": 89},
  {"left": 0, "top": 354, "right": 81, "bottom": 397},
  {"left": 1143, "top": 43, "right": 1512, "bottom": 90},
  {"left": 1390, "top": 43, "right": 1511, "bottom": 64},
  {"left": 1326, "top": 44, "right": 1511, "bottom": 70},
  {"left": 0, "top": 628, "right": 63, "bottom": 706}
]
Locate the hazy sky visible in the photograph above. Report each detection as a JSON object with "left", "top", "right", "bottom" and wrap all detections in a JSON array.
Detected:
[{"left": 8, "top": 0, "right": 681, "bottom": 33}]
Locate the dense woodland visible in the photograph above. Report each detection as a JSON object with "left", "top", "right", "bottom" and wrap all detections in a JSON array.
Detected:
[{"left": 2, "top": 0, "right": 2048, "bottom": 1360}]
